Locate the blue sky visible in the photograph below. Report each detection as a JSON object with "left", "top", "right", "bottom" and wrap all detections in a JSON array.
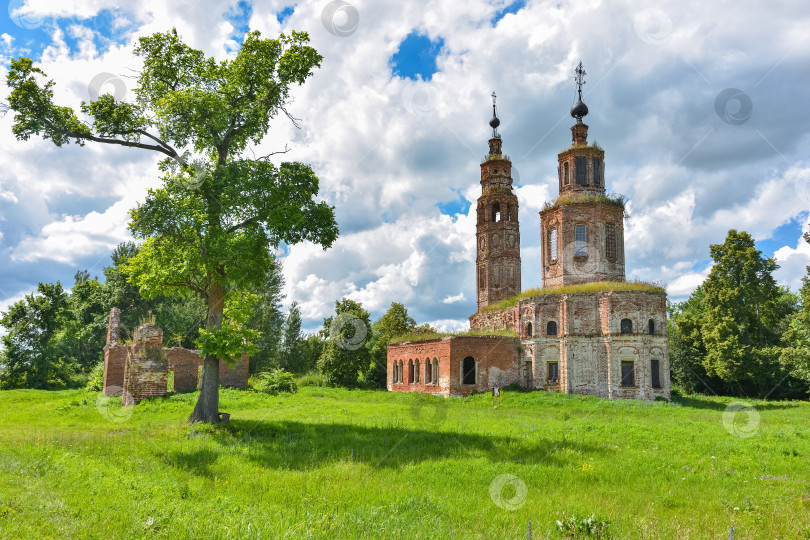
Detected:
[{"left": 1, "top": 0, "right": 809, "bottom": 335}]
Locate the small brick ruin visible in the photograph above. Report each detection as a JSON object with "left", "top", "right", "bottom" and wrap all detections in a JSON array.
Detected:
[
  {"left": 388, "top": 336, "right": 521, "bottom": 397},
  {"left": 103, "top": 307, "right": 249, "bottom": 405}
]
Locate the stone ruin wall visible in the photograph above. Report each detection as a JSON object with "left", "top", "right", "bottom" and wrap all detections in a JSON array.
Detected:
[{"left": 102, "top": 308, "right": 249, "bottom": 405}]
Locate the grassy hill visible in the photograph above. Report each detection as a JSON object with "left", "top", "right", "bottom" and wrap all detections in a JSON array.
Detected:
[{"left": 0, "top": 387, "right": 808, "bottom": 538}]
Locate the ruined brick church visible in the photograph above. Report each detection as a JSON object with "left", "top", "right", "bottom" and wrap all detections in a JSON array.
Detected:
[{"left": 388, "top": 64, "right": 670, "bottom": 400}]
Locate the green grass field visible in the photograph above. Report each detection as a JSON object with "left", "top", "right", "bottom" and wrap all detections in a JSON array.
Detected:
[{"left": 0, "top": 387, "right": 808, "bottom": 539}]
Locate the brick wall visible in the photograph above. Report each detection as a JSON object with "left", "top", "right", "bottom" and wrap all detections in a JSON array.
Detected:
[
  {"left": 101, "top": 311, "right": 250, "bottom": 404},
  {"left": 103, "top": 345, "right": 127, "bottom": 395},
  {"left": 166, "top": 348, "right": 200, "bottom": 392},
  {"left": 122, "top": 325, "right": 168, "bottom": 405},
  {"left": 219, "top": 353, "right": 249, "bottom": 388},
  {"left": 388, "top": 336, "right": 520, "bottom": 396}
]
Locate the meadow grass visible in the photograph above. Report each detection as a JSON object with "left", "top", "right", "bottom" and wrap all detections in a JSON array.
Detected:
[{"left": 0, "top": 387, "right": 808, "bottom": 539}]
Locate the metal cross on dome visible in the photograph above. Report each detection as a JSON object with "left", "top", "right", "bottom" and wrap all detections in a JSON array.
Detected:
[{"left": 574, "top": 61, "right": 586, "bottom": 99}]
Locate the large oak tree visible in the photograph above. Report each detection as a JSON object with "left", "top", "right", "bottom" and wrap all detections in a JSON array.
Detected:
[{"left": 6, "top": 29, "right": 338, "bottom": 422}]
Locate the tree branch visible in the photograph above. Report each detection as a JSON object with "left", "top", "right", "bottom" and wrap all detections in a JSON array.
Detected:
[
  {"left": 279, "top": 105, "right": 301, "bottom": 129},
  {"left": 254, "top": 144, "right": 290, "bottom": 160}
]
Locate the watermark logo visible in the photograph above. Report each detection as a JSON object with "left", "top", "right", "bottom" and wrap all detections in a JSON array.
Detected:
[
  {"left": 722, "top": 401, "right": 760, "bottom": 438},
  {"left": 329, "top": 312, "right": 368, "bottom": 350},
  {"left": 400, "top": 81, "right": 439, "bottom": 119},
  {"left": 489, "top": 473, "right": 528, "bottom": 510},
  {"left": 634, "top": 8, "right": 672, "bottom": 45},
  {"left": 321, "top": 1, "right": 359, "bottom": 37},
  {"left": 409, "top": 394, "right": 448, "bottom": 429},
  {"left": 562, "top": 237, "right": 599, "bottom": 280},
  {"left": 88, "top": 72, "right": 128, "bottom": 101},
  {"left": 170, "top": 152, "right": 209, "bottom": 191},
  {"left": 96, "top": 386, "right": 134, "bottom": 422},
  {"left": 8, "top": 0, "right": 44, "bottom": 29},
  {"left": 714, "top": 88, "right": 753, "bottom": 125},
  {"left": 790, "top": 168, "right": 810, "bottom": 204}
]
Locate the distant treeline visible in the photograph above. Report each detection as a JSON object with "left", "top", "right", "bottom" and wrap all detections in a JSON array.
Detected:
[
  {"left": 668, "top": 229, "right": 810, "bottom": 399},
  {"left": 2, "top": 227, "right": 809, "bottom": 399},
  {"left": 0, "top": 242, "right": 434, "bottom": 390}
]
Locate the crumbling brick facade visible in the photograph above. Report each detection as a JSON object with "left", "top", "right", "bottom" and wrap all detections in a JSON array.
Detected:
[
  {"left": 388, "top": 87, "right": 671, "bottom": 401},
  {"left": 469, "top": 290, "right": 670, "bottom": 400},
  {"left": 101, "top": 308, "right": 249, "bottom": 405},
  {"left": 122, "top": 324, "right": 168, "bottom": 405},
  {"left": 476, "top": 132, "right": 521, "bottom": 312},
  {"left": 387, "top": 336, "right": 521, "bottom": 396}
]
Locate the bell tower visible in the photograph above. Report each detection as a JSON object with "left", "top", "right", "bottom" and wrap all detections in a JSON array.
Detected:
[
  {"left": 540, "top": 63, "right": 626, "bottom": 287},
  {"left": 476, "top": 93, "right": 521, "bottom": 312}
]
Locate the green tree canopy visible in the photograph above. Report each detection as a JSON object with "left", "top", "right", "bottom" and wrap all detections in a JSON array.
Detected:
[
  {"left": 780, "top": 226, "right": 810, "bottom": 384},
  {"left": 0, "top": 282, "right": 72, "bottom": 389},
  {"left": 318, "top": 298, "right": 371, "bottom": 387},
  {"left": 6, "top": 29, "right": 338, "bottom": 422},
  {"left": 700, "top": 230, "right": 798, "bottom": 395},
  {"left": 365, "top": 302, "right": 418, "bottom": 388}
]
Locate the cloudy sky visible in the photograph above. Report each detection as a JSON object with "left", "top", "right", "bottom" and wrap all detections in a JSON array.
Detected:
[{"left": 1, "top": 0, "right": 809, "bottom": 334}]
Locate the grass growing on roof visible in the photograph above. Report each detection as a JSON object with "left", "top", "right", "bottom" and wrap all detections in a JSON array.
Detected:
[
  {"left": 482, "top": 280, "right": 666, "bottom": 313},
  {"left": 541, "top": 192, "right": 627, "bottom": 214},
  {"left": 390, "top": 327, "right": 518, "bottom": 343}
]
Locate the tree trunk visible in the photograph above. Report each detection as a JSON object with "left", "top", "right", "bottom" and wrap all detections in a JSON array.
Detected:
[{"left": 188, "top": 281, "right": 225, "bottom": 424}]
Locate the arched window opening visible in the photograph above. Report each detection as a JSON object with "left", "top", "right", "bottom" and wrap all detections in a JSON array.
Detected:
[
  {"left": 425, "top": 360, "right": 431, "bottom": 385},
  {"left": 433, "top": 359, "right": 439, "bottom": 384},
  {"left": 408, "top": 360, "right": 414, "bottom": 384},
  {"left": 547, "top": 321, "right": 558, "bottom": 336},
  {"left": 415, "top": 359, "right": 421, "bottom": 383},
  {"left": 462, "top": 356, "right": 476, "bottom": 385},
  {"left": 648, "top": 319, "right": 655, "bottom": 335},
  {"left": 620, "top": 318, "right": 633, "bottom": 334},
  {"left": 575, "top": 224, "right": 587, "bottom": 257},
  {"left": 492, "top": 202, "right": 501, "bottom": 222},
  {"left": 398, "top": 361, "right": 403, "bottom": 383},
  {"left": 549, "top": 228, "right": 558, "bottom": 260},
  {"left": 526, "top": 322, "right": 533, "bottom": 338},
  {"left": 563, "top": 162, "right": 570, "bottom": 185}
]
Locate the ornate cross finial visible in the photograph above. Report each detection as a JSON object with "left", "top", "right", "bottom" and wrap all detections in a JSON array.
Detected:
[
  {"left": 489, "top": 91, "right": 500, "bottom": 137},
  {"left": 574, "top": 61, "right": 586, "bottom": 99}
]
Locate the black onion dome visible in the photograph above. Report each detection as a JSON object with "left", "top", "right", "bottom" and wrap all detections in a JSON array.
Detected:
[
  {"left": 489, "top": 114, "right": 501, "bottom": 129},
  {"left": 570, "top": 99, "right": 588, "bottom": 119}
]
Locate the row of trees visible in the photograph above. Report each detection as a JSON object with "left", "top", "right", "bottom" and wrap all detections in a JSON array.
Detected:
[
  {"left": 668, "top": 229, "right": 810, "bottom": 399},
  {"left": 0, "top": 241, "right": 433, "bottom": 391}
]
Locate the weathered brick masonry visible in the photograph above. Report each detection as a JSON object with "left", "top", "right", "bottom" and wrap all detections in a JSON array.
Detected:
[
  {"left": 102, "top": 308, "right": 249, "bottom": 405},
  {"left": 388, "top": 79, "right": 671, "bottom": 401},
  {"left": 387, "top": 336, "right": 520, "bottom": 396}
]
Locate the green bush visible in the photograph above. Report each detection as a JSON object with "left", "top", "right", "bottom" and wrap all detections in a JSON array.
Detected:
[
  {"left": 249, "top": 369, "right": 298, "bottom": 395},
  {"left": 85, "top": 361, "right": 104, "bottom": 392},
  {"left": 296, "top": 370, "right": 327, "bottom": 387}
]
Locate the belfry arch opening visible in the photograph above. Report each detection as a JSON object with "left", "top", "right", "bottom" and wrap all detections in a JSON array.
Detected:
[{"left": 491, "top": 202, "right": 501, "bottom": 222}]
